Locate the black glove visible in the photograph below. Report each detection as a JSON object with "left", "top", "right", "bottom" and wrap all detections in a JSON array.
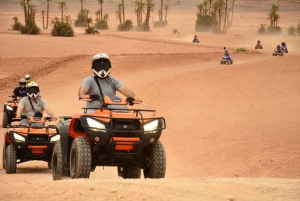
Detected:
[
  {"left": 126, "top": 97, "right": 135, "bottom": 106},
  {"left": 90, "top": 95, "right": 100, "bottom": 100}
]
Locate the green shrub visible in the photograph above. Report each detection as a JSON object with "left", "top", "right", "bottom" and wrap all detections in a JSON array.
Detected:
[
  {"left": 11, "top": 17, "right": 22, "bottom": 31},
  {"left": 236, "top": 47, "right": 247, "bottom": 52},
  {"left": 258, "top": 23, "right": 267, "bottom": 34},
  {"left": 19, "top": 21, "right": 41, "bottom": 35},
  {"left": 74, "top": 11, "right": 88, "bottom": 27},
  {"left": 117, "top": 20, "right": 134, "bottom": 31},
  {"left": 195, "top": 16, "right": 215, "bottom": 32},
  {"left": 153, "top": 21, "right": 168, "bottom": 28},
  {"left": 94, "top": 20, "right": 108, "bottom": 30},
  {"left": 135, "top": 24, "right": 150, "bottom": 32},
  {"left": 287, "top": 26, "right": 295, "bottom": 35},
  {"left": 267, "top": 26, "right": 282, "bottom": 35},
  {"left": 51, "top": 18, "right": 74, "bottom": 37},
  {"left": 85, "top": 27, "right": 94, "bottom": 34},
  {"left": 296, "top": 22, "right": 300, "bottom": 36}
]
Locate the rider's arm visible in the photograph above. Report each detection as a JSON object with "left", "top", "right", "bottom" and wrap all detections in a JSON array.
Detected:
[
  {"left": 78, "top": 86, "right": 90, "bottom": 99},
  {"left": 117, "top": 86, "right": 141, "bottom": 101},
  {"left": 44, "top": 105, "right": 58, "bottom": 121},
  {"left": 16, "top": 106, "right": 24, "bottom": 118}
]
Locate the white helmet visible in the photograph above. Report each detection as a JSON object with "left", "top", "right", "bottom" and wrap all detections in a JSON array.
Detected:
[
  {"left": 91, "top": 53, "right": 111, "bottom": 79},
  {"left": 26, "top": 82, "right": 40, "bottom": 99},
  {"left": 25, "top": 74, "right": 31, "bottom": 83}
]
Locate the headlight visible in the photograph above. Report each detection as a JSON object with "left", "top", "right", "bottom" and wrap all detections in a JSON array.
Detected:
[
  {"left": 144, "top": 120, "right": 159, "bottom": 133},
  {"left": 50, "top": 135, "right": 60, "bottom": 142},
  {"left": 6, "top": 105, "right": 13, "bottom": 111},
  {"left": 86, "top": 117, "right": 106, "bottom": 132},
  {"left": 13, "top": 133, "right": 25, "bottom": 142}
]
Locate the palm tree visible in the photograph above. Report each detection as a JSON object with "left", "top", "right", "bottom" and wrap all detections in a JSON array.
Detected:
[
  {"left": 79, "top": 0, "right": 85, "bottom": 12},
  {"left": 203, "top": 0, "right": 208, "bottom": 16},
  {"left": 65, "top": 15, "right": 71, "bottom": 24},
  {"left": 144, "top": 0, "right": 155, "bottom": 29},
  {"left": 58, "top": 1, "right": 67, "bottom": 23},
  {"left": 97, "top": 0, "right": 104, "bottom": 21},
  {"left": 95, "top": 9, "right": 100, "bottom": 23},
  {"left": 115, "top": 3, "right": 123, "bottom": 24},
  {"left": 164, "top": 5, "right": 169, "bottom": 21},
  {"left": 268, "top": 3, "right": 279, "bottom": 27},
  {"left": 223, "top": 0, "right": 228, "bottom": 32},
  {"left": 208, "top": 0, "right": 213, "bottom": 16},
  {"left": 160, "top": 0, "right": 163, "bottom": 21},
  {"left": 197, "top": 4, "right": 204, "bottom": 16},
  {"left": 231, "top": 0, "right": 234, "bottom": 25},
  {"left": 86, "top": 17, "right": 92, "bottom": 28},
  {"left": 134, "top": 0, "right": 145, "bottom": 25},
  {"left": 103, "top": 13, "right": 109, "bottom": 22},
  {"left": 122, "top": 0, "right": 125, "bottom": 25},
  {"left": 46, "top": 0, "right": 54, "bottom": 29},
  {"left": 41, "top": 10, "right": 45, "bottom": 29}
]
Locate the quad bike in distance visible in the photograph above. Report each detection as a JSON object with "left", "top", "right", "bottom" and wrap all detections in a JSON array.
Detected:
[
  {"left": 255, "top": 43, "right": 263, "bottom": 49},
  {"left": 281, "top": 45, "right": 288, "bottom": 53},
  {"left": 220, "top": 55, "right": 233, "bottom": 65},
  {"left": 193, "top": 38, "right": 199, "bottom": 43},
  {"left": 52, "top": 95, "right": 166, "bottom": 180},
  {"left": 2, "top": 115, "right": 59, "bottom": 174},
  {"left": 272, "top": 49, "right": 283, "bottom": 56},
  {"left": 2, "top": 96, "right": 21, "bottom": 128}
]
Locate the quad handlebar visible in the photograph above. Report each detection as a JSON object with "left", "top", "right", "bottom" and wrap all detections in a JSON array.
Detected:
[{"left": 79, "top": 95, "right": 146, "bottom": 106}]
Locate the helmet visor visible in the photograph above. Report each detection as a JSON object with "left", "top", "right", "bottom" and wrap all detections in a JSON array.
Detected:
[
  {"left": 20, "top": 81, "right": 26, "bottom": 86},
  {"left": 27, "top": 86, "right": 39, "bottom": 95},
  {"left": 92, "top": 60, "right": 111, "bottom": 78}
]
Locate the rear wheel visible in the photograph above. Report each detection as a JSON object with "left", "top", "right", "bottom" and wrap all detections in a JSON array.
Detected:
[
  {"left": 5, "top": 144, "right": 16, "bottom": 174},
  {"left": 70, "top": 137, "right": 91, "bottom": 179},
  {"left": 2, "top": 143, "right": 6, "bottom": 169},
  {"left": 52, "top": 142, "right": 63, "bottom": 180},
  {"left": 2, "top": 112, "right": 9, "bottom": 128},
  {"left": 143, "top": 141, "right": 166, "bottom": 179},
  {"left": 220, "top": 61, "right": 223, "bottom": 65}
]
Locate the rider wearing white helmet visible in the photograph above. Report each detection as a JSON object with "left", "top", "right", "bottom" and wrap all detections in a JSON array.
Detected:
[
  {"left": 25, "top": 74, "right": 35, "bottom": 87},
  {"left": 78, "top": 53, "right": 141, "bottom": 111},
  {"left": 16, "top": 82, "right": 58, "bottom": 123},
  {"left": 12, "top": 78, "right": 27, "bottom": 99}
]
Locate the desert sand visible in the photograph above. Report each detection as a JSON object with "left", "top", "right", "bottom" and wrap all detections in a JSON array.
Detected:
[{"left": 0, "top": 0, "right": 300, "bottom": 200}]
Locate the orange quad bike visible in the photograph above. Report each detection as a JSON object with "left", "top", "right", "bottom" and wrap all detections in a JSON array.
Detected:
[
  {"left": 52, "top": 95, "right": 166, "bottom": 180},
  {"left": 2, "top": 96, "right": 20, "bottom": 128},
  {"left": 2, "top": 115, "right": 59, "bottom": 174}
]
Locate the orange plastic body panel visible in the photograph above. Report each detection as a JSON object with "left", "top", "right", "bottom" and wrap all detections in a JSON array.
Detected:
[
  {"left": 69, "top": 116, "right": 91, "bottom": 143},
  {"left": 31, "top": 150, "right": 44, "bottom": 154},
  {"left": 111, "top": 137, "right": 140, "bottom": 151},
  {"left": 28, "top": 145, "right": 47, "bottom": 149}
]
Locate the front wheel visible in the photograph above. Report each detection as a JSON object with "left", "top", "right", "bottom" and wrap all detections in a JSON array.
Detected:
[
  {"left": 52, "top": 142, "right": 63, "bottom": 180},
  {"left": 70, "top": 137, "right": 91, "bottom": 179},
  {"left": 2, "top": 112, "right": 9, "bottom": 128},
  {"left": 5, "top": 144, "right": 16, "bottom": 174},
  {"left": 2, "top": 143, "right": 6, "bottom": 169},
  {"left": 143, "top": 141, "right": 166, "bottom": 179}
]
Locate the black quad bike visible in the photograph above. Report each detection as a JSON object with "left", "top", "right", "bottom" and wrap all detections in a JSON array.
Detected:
[
  {"left": 52, "top": 96, "right": 166, "bottom": 180},
  {"left": 2, "top": 96, "right": 20, "bottom": 128},
  {"left": 2, "top": 115, "right": 58, "bottom": 174},
  {"left": 193, "top": 38, "right": 199, "bottom": 43}
]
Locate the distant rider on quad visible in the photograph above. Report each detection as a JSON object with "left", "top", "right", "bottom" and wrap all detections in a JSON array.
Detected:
[
  {"left": 224, "top": 47, "right": 229, "bottom": 56},
  {"left": 12, "top": 78, "right": 27, "bottom": 99},
  {"left": 16, "top": 82, "right": 58, "bottom": 124},
  {"left": 25, "top": 74, "right": 35, "bottom": 87},
  {"left": 257, "top": 40, "right": 261, "bottom": 45},
  {"left": 78, "top": 53, "right": 142, "bottom": 113},
  {"left": 276, "top": 44, "right": 281, "bottom": 52}
]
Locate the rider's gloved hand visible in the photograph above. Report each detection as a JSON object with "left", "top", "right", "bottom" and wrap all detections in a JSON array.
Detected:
[{"left": 126, "top": 97, "right": 135, "bottom": 106}]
